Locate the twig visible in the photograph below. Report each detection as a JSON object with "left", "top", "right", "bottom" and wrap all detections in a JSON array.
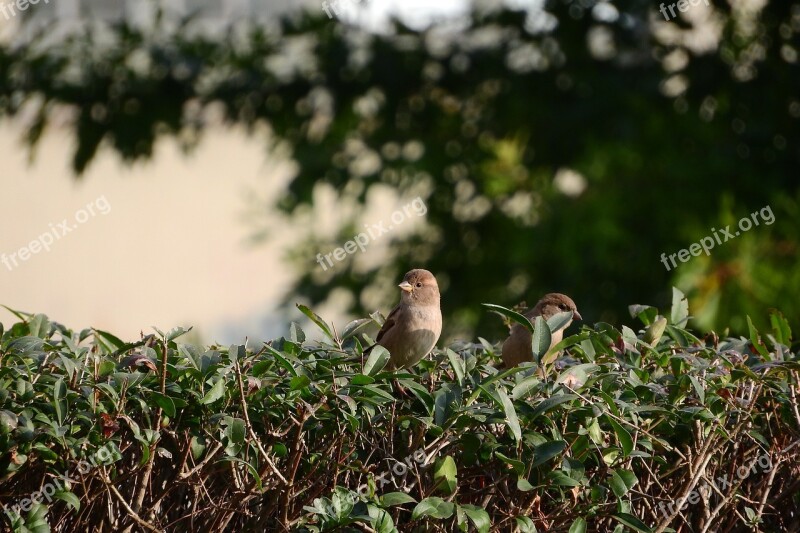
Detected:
[
  {"left": 655, "top": 434, "right": 720, "bottom": 533},
  {"left": 100, "top": 472, "right": 163, "bottom": 532},
  {"left": 234, "top": 360, "right": 288, "bottom": 485},
  {"left": 178, "top": 442, "right": 224, "bottom": 480},
  {"left": 129, "top": 338, "right": 170, "bottom": 521}
]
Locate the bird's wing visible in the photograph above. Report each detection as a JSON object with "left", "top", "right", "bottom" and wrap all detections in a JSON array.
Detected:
[{"left": 375, "top": 304, "right": 401, "bottom": 343}]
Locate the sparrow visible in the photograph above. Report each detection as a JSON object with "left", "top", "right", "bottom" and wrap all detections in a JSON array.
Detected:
[
  {"left": 500, "top": 293, "right": 582, "bottom": 368},
  {"left": 373, "top": 269, "right": 443, "bottom": 370}
]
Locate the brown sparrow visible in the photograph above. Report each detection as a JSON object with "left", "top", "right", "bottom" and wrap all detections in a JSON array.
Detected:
[
  {"left": 501, "top": 293, "right": 582, "bottom": 368},
  {"left": 374, "top": 269, "right": 443, "bottom": 370}
]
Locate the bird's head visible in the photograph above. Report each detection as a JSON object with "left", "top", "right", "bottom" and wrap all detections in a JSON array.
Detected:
[
  {"left": 398, "top": 269, "right": 440, "bottom": 305},
  {"left": 534, "top": 293, "right": 583, "bottom": 323}
]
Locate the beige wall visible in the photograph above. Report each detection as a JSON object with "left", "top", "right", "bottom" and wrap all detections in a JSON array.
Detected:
[{"left": 0, "top": 123, "right": 296, "bottom": 344}]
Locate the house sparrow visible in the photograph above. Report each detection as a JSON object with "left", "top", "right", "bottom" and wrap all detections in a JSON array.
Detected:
[
  {"left": 501, "top": 293, "right": 582, "bottom": 368},
  {"left": 374, "top": 269, "right": 442, "bottom": 370}
]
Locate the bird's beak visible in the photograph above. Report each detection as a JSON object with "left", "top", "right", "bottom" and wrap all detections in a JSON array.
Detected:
[
  {"left": 573, "top": 310, "right": 583, "bottom": 321},
  {"left": 398, "top": 281, "right": 413, "bottom": 293}
]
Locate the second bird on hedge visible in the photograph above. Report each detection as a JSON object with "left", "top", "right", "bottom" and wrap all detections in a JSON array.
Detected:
[{"left": 501, "top": 293, "right": 582, "bottom": 368}]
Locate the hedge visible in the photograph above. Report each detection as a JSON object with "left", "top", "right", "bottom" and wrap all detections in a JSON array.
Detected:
[{"left": 0, "top": 290, "right": 798, "bottom": 532}]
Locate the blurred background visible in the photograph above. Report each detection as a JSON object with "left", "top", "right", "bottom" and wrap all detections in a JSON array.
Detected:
[{"left": 0, "top": 0, "right": 797, "bottom": 345}]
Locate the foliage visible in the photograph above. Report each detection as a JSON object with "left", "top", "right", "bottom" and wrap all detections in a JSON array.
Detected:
[
  {"left": 1, "top": 2, "right": 798, "bottom": 338},
  {"left": 0, "top": 290, "right": 798, "bottom": 532}
]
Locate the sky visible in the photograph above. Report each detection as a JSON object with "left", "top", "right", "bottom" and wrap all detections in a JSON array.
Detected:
[{"left": 326, "top": 0, "right": 470, "bottom": 30}]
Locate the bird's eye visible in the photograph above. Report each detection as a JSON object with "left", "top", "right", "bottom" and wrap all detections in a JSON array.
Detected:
[
  {"left": 416, "top": 282, "right": 423, "bottom": 288},
  {"left": 559, "top": 304, "right": 567, "bottom": 310}
]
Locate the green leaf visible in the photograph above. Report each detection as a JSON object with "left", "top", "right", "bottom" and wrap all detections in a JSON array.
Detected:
[
  {"left": 381, "top": 492, "right": 417, "bottom": 507},
  {"left": 496, "top": 387, "right": 522, "bottom": 442},
  {"left": 460, "top": 504, "right": 491, "bottom": 533},
  {"left": 398, "top": 379, "right": 434, "bottom": 411},
  {"left": 546, "top": 311, "right": 575, "bottom": 335},
  {"left": 531, "top": 441, "right": 567, "bottom": 468},
  {"left": 200, "top": 378, "right": 226, "bottom": 405},
  {"left": 606, "top": 416, "right": 634, "bottom": 457},
  {"left": 53, "top": 377, "right": 67, "bottom": 426},
  {"left": 512, "top": 375, "right": 541, "bottom": 400},
  {"left": 351, "top": 374, "right": 375, "bottom": 386},
  {"left": 747, "top": 316, "right": 770, "bottom": 358},
  {"left": 341, "top": 318, "right": 375, "bottom": 341},
  {"left": 290, "top": 375, "right": 312, "bottom": 390},
  {"left": 548, "top": 470, "right": 581, "bottom": 487},
  {"left": 364, "top": 346, "right": 390, "bottom": 376},
  {"left": 363, "top": 385, "right": 396, "bottom": 403},
  {"left": 433, "top": 456, "right": 457, "bottom": 495},
  {"left": 166, "top": 326, "right": 192, "bottom": 342},
  {"left": 288, "top": 322, "right": 305, "bottom": 343},
  {"left": 93, "top": 328, "right": 127, "bottom": 353},
  {"left": 517, "top": 477, "right": 536, "bottom": 491},
  {"left": 296, "top": 304, "right": 335, "bottom": 342},
  {"left": 609, "top": 470, "right": 630, "bottom": 498},
  {"left": 0, "top": 410, "right": 18, "bottom": 434},
  {"left": 531, "top": 316, "right": 551, "bottom": 363},
  {"left": 151, "top": 392, "right": 176, "bottom": 418},
  {"left": 644, "top": 317, "right": 668, "bottom": 346},
  {"left": 412, "top": 497, "right": 455, "bottom": 520},
  {"left": 263, "top": 344, "right": 298, "bottom": 376},
  {"left": 54, "top": 490, "right": 81, "bottom": 511},
  {"left": 515, "top": 516, "right": 538, "bottom": 533},
  {"left": 543, "top": 332, "right": 592, "bottom": 366},
  {"left": 226, "top": 418, "right": 247, "bottom": 444},
  {"left": 531, "top": 394, "right": 577, "bottom": 420},
  {"left": 28, "top": 314, "right": 50, "bottom": 339},
  {"left": 228, "top": 344, "right": 245, "bottom": 365},
  {"left": 190, "top": 436, "right": 207, "bottom": 460},
  {"left": 331, "top": 486, "right": 355, "bottom": 519},
  {"left": 769, "top": 310, "right": 792, "bottom": 345},
  {"left": 569, "top": 517, "right": 587, "bottom": 533},
  {"left": 0, "top": 305, "right": 30, "bottom": 322},
  {"left": 368, "top": 505, "right": 395, "bottom": 533},
  {"left": 612, "top": 513, "right": 653, "bottom": 533},
  {"left": 495, "top": 451, "right": 526, "bottom": 475},
  {"left": 629, "top": 305, "right": 658, "bottom": 325},
  {"left": 670, "top": 288, "right": 689, "bottom": 327},
  {"left": 7, "top": 336, "right": 45, "bottom": 355},
  {"left": 482, "top": 303, "right": 533, "bottom": 332},
  {"left": 446, "top": 349, "right": 465, "bottom": 386},
  {"left": 617, "top": 469, "right": 638, "bottom": 491},
  {"left": 687, "top": 375, "right": 705, "bottom": 404}
]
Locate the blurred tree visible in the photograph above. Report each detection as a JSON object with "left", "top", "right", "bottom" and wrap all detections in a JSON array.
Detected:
[{"left": 0, "top": 0, "right": 797, "bottom": 339}]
